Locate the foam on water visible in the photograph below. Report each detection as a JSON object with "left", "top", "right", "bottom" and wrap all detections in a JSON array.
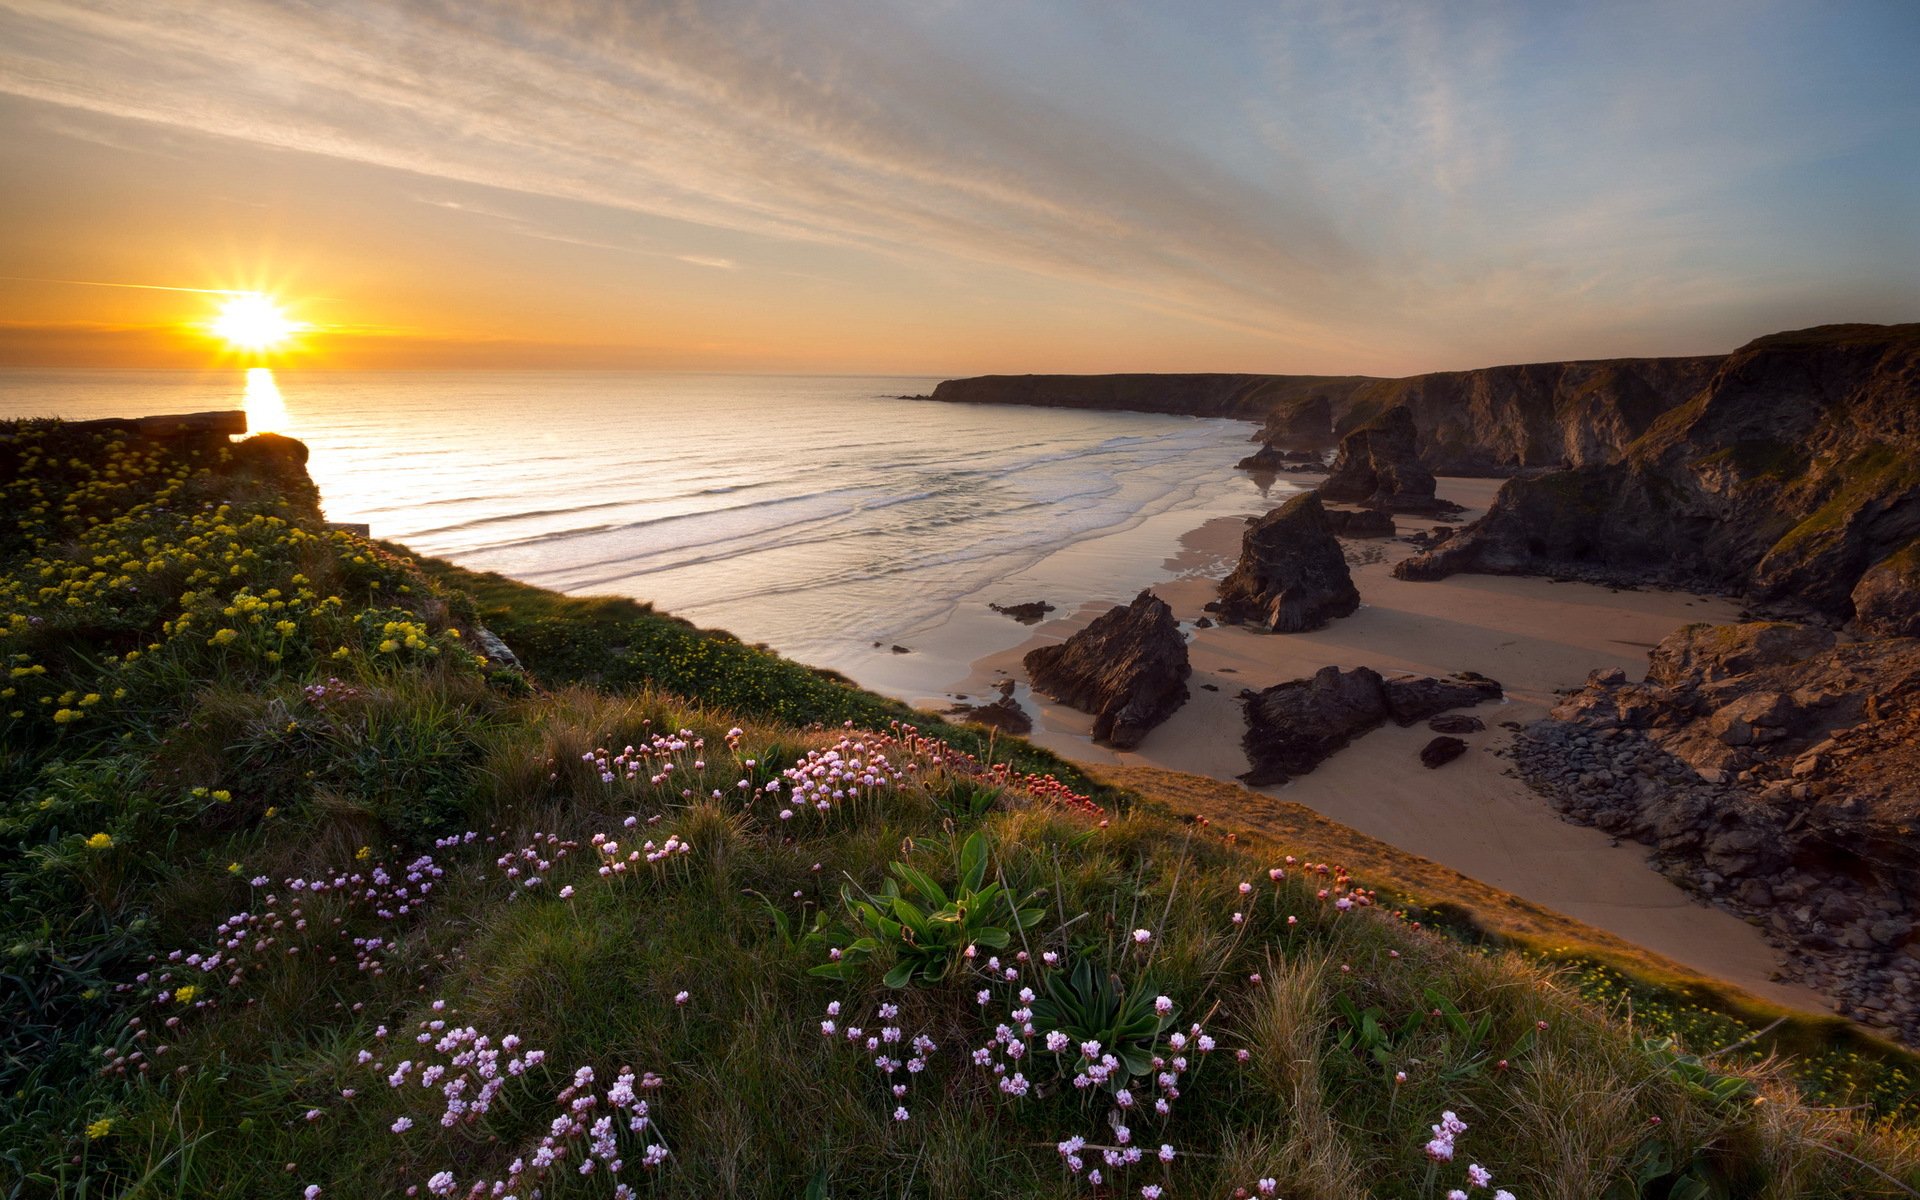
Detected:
[{"left": 0, "top": 369, "right": 1285, "bottom": 688}]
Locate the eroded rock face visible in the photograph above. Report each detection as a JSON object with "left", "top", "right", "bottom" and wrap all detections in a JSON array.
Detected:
[
  {"left": 1521, "top": 618, "right": 1920, "bottom": 1044},
  {"left": 1646, "top": 621, "right": 1839, "bottom": 687},
  {"left": 1397, "top": 324, "right": 1920, "bottom": 629},
  {"left": 1023, "top": 590, "right": 1190, "bottom": 749},
  {"left": 1320, "top": 406, "right": 1445, "bottom": 512},
  {"left": 1853, "top": 543, "right": 1920, "bottom": 639},
  {"left": 1215, "top": 493, "right": 1360, "bottom": 632},
  {"left": 1239, "top": 665, "right": 1503, "bottom": 785}
]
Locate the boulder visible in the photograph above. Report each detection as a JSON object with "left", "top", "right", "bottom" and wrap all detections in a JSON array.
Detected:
[
  {"left": 1239, "top": 665, "right": 1504, "bottom": 785},
  {"left": 1428, "top": 713, "right": 1485, "bottom": 734},
  {"left": 1240, "top": 666, "right": 1388, "bottom": 785},
  {"left": 989, "top": 600, "right": 1056, "bottom": 625},
  {"left": 1215, "top": 493, "right": 1361, "bottom": 632},
  {"left": 1853, "top": 542, "right": 1920, "bottom": 638},
  {"left": 1420, "top": 736, "right": 1469, "bottom": 768},
  {"left": 1320, "top": 406, "right": 1445, "bottom": 512},
  {"left": 1024, "top": 590, "right": 1190, "bottom": 749}
]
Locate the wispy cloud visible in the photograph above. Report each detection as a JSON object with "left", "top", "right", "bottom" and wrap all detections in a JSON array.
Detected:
[{"left": 1, "top": 0, "right": 1913, "bottom": 369}]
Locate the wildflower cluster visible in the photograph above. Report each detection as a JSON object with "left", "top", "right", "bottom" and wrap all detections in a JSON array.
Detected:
[
  {"left": 774, "top": 733, "right": 905, "bottom": 819},
  {"left": 360, "top": 1005, "right": 672, "bottom": 1198},
  {"left": 1, "top": 420, "right": 481, "bottom": 747},
  {"left": 820, "top": 998, "right": 938, "bottom": 1122}
]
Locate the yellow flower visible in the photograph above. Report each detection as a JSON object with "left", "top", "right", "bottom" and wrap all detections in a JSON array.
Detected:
[
  {"left": 354, "top": 845, "right": 372, "bottom": 861},
  {"left": 211, "top": 789, "right": 231, "bottom": 803},
  {"left": 377, "top": 639, "right": 399, "bottom": 654},
  {"left": 85, "top": 1118, "right": 113, "bottom": 1140},
  {"left": 53, "top": 708, "right": 81, "bottom": 724},
  {"left": 209, "top": 628, "right": 239, "bottom": 646},
  {"left": 174, "top": 985, "right": 197, "bottom": 1004},
  {"left": 226, "top": 861, "right": 241, "bottom": 874},
  {"left": 79, "top": 692, "right": 101, "bottom": 707},
  {"left": 85, "top": 832, "right": 113, "bottom": 850},
  {"left": 264, "top": 806, "right": 278, "bottom": 818}
]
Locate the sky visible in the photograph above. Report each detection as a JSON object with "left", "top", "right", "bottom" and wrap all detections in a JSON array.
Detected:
[{"left": 0, "top": 0, "right": 1915, "bottom": 376}]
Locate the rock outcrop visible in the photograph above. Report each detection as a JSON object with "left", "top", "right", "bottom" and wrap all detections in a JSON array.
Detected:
[
  {"left": 1214, "top": 494, "right": 1360, "bottom": 632},
  {"left": 1324, "top": 508, "right": 1395, "bottom": 538},
  {"left": 948, "top": 680, "right": 1033, "bottom": 734},
  {"left": 1517, "top": 619, "right": 1920, "bottom": 1042},
  {"left": 1239, "top": 666, "right": 1503, "bottom": 785},
  {"left": 1397, "top": 325, "right": 1920, "bottom": 628},
  {"left": 1023, "top": 590, "right": 1190, "bottom": 749},
  {"left": 989, "top": 600, "right": 1056, "bottom": 625},
  {"left": 1319, "top": 406, "right": 1450, "bottom": 512},
  {"left": 1853, "top": 543, "right": 1920, "bottom": 639}
]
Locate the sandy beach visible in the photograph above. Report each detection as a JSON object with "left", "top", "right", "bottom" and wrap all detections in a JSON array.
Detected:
[{"left": 933, "top": 476, "right": 1825, "bottom": 1014}]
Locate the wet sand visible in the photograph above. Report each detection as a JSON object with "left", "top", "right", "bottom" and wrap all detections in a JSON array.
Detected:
[{"left": 940, "top": 477, "right": 1825, "bottom": 1014}]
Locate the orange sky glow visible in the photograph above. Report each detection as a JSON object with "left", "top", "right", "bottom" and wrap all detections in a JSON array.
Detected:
[{"left": 0, "top": 3, "right": 1915, "bottom": 376}]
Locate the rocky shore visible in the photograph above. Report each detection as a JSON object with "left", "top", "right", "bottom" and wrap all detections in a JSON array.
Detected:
[
  {"left": 932, "top": 322, "right": 1920, "bottom": 1032},
  {"left": 1511, "top": 619, "right": 1920, "bottom": 1042}
]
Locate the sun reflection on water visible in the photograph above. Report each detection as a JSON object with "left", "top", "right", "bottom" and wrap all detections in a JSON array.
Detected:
[{"left": 243, "top": 367, "right": 290, "bottom": 435}]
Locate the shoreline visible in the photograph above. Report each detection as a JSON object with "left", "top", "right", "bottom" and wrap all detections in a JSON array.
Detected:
[{"left": 924, "top": 476, "right": 1825, "bottom": 1014}]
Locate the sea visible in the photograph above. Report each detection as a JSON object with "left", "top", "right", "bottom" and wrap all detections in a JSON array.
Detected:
[{"left": 0, "top": 369, "right": 1292, "bottom": 701}]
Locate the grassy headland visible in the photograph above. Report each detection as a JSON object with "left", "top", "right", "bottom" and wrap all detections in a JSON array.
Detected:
[{"left": 3, "top": 418, "right": 1917, "bottom": 1198}]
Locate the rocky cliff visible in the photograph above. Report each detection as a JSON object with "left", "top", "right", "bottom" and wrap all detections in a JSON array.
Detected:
[
  {"left": 1397, "top": 325, "right": 1920, "bottom": 627},
  {"left": 927, "top": 373, "right": 1372, "bottom": 422},
  {"left": 1325, "top": 355, "right": 1722, "bottom": 473},
  {"left": 932, "top": 355, "right": 1716, "bottom": 473}
]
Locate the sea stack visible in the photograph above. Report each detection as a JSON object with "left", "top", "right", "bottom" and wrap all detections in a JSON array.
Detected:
[
  {"left": 1319, "top": 405, "right": 1445, "bottom": 512},
  {"left": 1215, "top": 492, "right": 1360, "bottom": 632},
  {"left": 1023, "top": 590, "right": 1191, "bottom": 749}
]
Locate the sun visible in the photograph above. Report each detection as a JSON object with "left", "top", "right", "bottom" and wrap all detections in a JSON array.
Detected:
[{"left": 210, "top": 293, "right": 303, "bottom": 352}]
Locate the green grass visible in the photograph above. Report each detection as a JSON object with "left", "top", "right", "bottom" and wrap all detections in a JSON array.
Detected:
[{"left": 5, "top": 417, "right": 1920, "bottom": 1198}]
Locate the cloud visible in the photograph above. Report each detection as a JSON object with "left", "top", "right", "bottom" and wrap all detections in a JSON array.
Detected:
[
  {"left": 1, "top": 0, "right": 1912, "bottom": 369},
  {"left": 0, "top": 0, "right": 1378, "bottom": 355}
]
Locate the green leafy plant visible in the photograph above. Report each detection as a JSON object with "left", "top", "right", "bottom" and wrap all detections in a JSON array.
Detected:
[
  {"left": 1602, "top": 1133, "right": 1739, "bottom": 1200},
  {"left": 1332, "top": 996, "right": 1427, "bottom": 1070},
  {"left": 1029, "top": 957, "right": 1175, "bottom": 1089},
  {"left": 936, "top": 778, "right": 1002, "bottom": 822},
  {"left": 1642, "top": 1036, "right": 1758, "bottom": 1108},
  {"left": 812, "top": 830, "right": 1042, "bottom": 988}
]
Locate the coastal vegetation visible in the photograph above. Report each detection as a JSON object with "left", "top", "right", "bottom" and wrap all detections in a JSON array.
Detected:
[{"left": 5, "top": 416, "right": 1920, "bottom": 1198}]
